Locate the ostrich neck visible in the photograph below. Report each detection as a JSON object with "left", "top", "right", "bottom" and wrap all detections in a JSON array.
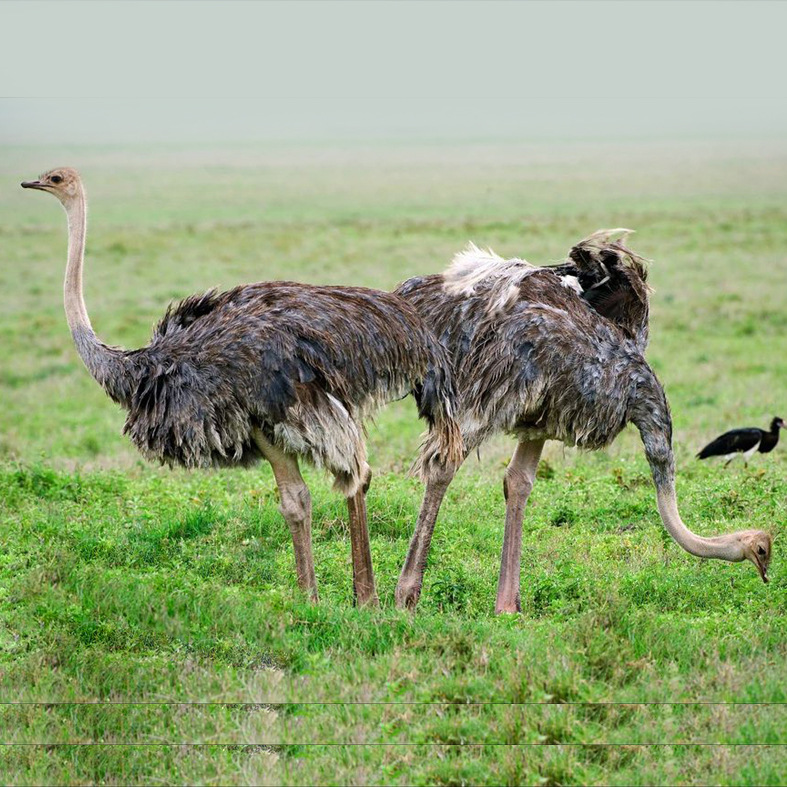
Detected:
[
  {"left": 63, "top": 189, "right": 132, "bottom": 406},
  {"left": 631, "top": 368, "right": 744, "bottom": 563},
  {"left": 64, "top": 190, "right": 91, "bottom": 337},
  {"left": 655, "top": 484, "right": 742, "bottom": 561}
]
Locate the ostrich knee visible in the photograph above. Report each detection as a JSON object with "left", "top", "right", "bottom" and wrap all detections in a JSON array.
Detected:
[
  {"left": 503, "top": 465, "right": 535, "bottom": 503},
  {"left": 278, "top": 482, "right": 318, "bottom": 600},
  {"left": 279, "top": 482, "right": 311, "bottom": 526}
]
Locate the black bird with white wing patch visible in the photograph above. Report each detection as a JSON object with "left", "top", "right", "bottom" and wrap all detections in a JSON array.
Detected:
[{"left": 697, "top": 417, "right": 784, "bottom": 467}]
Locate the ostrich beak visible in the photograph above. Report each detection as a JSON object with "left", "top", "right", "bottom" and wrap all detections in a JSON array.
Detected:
[
  {"left": 21, "top": 180, "right": 46, "bottom": 190},
  {"left": 753, "top": 555, "right": 769, "bottom": 584}
]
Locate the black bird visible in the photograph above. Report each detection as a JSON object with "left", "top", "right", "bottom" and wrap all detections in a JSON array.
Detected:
[{"left": 697, "top": 417, "right": 784, "bottom": 467}]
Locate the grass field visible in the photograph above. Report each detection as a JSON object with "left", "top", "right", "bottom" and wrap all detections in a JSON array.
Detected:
[{"left": 1, "top": 139, "right": 786, "bottom": 785}]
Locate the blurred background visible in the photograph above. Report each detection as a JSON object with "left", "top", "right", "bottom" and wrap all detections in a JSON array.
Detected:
[{"left": 2, "top": 0, "right": 786, "bottom": 473}]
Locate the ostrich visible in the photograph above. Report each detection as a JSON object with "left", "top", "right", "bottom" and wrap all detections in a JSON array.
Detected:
[
  {"left": 22, "top": 167, "right": 462, "bottom": 607},
  {"left": 697, "top": 417, "right": 784, "bottom": 467},
  {"left": 394, "top": 230, "right": 773, "bottom": 613}
]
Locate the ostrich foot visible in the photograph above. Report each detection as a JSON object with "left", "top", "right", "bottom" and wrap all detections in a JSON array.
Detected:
[
  {"left": 354, "top": 560, "right": 379, "bottom": 608},
  {"left": 394, "top": 578, "right": 422, "bottom": 610},
  {"left": 494, "top": 593, "right": 521, "bottom": 615},
  {"left": 299, "top": 584, "right": 319, "bottom": 604},
  {"left": 355, "top": 587, "right": 379, "bottom": 608}
]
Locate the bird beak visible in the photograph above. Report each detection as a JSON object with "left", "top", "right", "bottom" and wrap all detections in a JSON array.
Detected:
[
  {"left": 21, "top": 180, "right": 47, "bottom": 190},
  {"left": 753, "top": 555, "right": 769, "bottom": 584}
]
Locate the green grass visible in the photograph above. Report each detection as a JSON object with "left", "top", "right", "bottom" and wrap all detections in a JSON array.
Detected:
[{"left": 1, "top": 140, "right": 786, "bottom": 785}]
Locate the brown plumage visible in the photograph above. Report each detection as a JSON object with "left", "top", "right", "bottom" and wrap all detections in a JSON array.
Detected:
[
  {"left": 395, "top": 230, "right": 772, "bottom": 613},
  {"left": 121, "top": 282, "right": 461, "bottom": 488},
  {"left": 22, "top": 167, "right": 462, "bottom": 607}
]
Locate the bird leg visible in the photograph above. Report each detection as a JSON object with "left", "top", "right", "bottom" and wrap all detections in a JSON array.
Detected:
[
  {"left": 254, "top": 431, "right": 318, "bottom": 602},
  {"left": 279, "top": 478, "right": 317, "bottom": 601},
  {"left": 395, "top": 460, "right": 461, "bottom": 610},
  {"left": 496, "top": 439, "right": 544, "bottom": 614},
  {"left": 345, "top": 465, "right": 379, "bottom": 607}
]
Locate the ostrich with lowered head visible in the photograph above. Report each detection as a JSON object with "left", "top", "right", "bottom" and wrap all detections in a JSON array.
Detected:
[
  {"left": 395, "top": 230, "right": 772, "bottom": 613},
  {"left": 22, "top": 167, "right": 462, "bottom": 607}
]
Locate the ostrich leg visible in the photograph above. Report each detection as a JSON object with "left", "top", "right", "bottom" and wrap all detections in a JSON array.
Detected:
[
  {"left": 395, "top": 460, "right": 461, "bottom": 610},
  {"left": 496, "top": 439, "right": 545, "bottom": 614},
  {"left": 345, "top": 464, "right": 379, "bottom": 607},
  {"left": 254, "top": 431, "right": 318, "bottom": 601}
]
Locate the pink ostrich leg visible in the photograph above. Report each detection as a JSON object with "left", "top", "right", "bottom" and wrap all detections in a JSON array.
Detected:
[{"left": 495, "top": 439, "right": 545, "bottom": 614}]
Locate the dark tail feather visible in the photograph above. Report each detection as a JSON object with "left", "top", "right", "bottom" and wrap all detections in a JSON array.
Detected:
[
  {"left": 411, "top": 337, "right": 464, "bottom": 479},
  {"left": 696, "top": 442, "right": 718, "bottom": 460},
  {"left": 565, "top": 229, "right": 652, "bottom": 350}
]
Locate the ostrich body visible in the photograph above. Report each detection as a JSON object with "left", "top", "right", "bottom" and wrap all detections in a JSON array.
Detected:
[
  {"left": 395, "top": 231, "right": 772, "bottom": 613},
  {"left": 697, "top": 417, "right": 784, "bottom": 467},
  {"left": 23, "top": 167, "right": 462, "bottom": 607}
]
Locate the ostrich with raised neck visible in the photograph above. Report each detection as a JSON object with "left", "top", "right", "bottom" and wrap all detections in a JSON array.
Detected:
[
  {"left": 22, "top": 167, "right": 463, "bottom": 607},
  {"left": 395, "top": 231, "right": 772, "bottom": 613}
]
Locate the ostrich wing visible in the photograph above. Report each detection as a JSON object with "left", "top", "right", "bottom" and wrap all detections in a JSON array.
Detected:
[
  {"left": 125, "top": 311, "right": 308, "bottom": 469},
  {"left": 123, "top": 282, "right": 445, "bottom": 471}
]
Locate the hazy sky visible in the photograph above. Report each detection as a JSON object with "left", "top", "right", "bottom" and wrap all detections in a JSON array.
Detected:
[{"left": 2, "top": 1, "right": 786, "bottom": 143}]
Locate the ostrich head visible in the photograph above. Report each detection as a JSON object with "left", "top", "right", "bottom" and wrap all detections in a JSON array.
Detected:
[
  {"left": 738, "top": 530, "right": 772, "bottom": 583},
  {"left": 21, "top": 167, "right": 82, "bottom": 205}
]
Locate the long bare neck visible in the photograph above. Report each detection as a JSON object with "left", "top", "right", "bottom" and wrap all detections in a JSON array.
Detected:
[
  {"left": 631, "top": 369, "right": 744, "bottom": 563},
  {"left": 63, "top": 187, "right": 132, "bottom": 406},
  {"left": 654, "top": 483, "right": 742, "bottom": 561},
  {"left": 64, "top": 188, "right": 90, "bottom": 336}
]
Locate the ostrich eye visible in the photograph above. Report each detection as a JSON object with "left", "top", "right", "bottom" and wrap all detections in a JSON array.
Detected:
[
  {"left": 757, "top": 546, "right": 766, "bottom": 556},
  {"left": 50, "top": 175, "right": 63, "bottom": 184}
]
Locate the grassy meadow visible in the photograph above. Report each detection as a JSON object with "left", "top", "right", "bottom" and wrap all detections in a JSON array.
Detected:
[{"left": 1, "top": 139, "right": 786, "bottom": 785}]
